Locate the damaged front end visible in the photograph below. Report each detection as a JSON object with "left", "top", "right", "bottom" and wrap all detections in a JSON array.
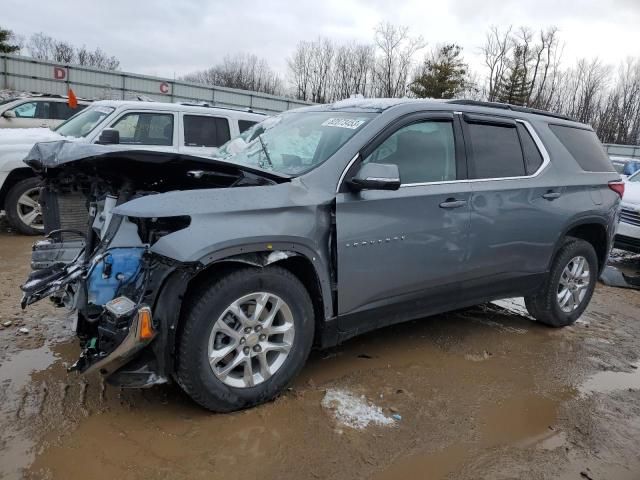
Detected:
[{"left": 20, "top": 141, "right": 286, "bottom": 386}]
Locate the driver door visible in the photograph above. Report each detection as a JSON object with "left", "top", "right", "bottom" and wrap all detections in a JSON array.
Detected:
[{"left": 335, "top": 113, "right": 471, "bottom": 331}]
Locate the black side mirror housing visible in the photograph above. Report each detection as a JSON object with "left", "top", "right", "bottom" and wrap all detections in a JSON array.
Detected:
[
  {"left": 347, "top": 162, "right": 401, "bottom": 191},
  {"left": 96, "top": 128, "right": 120, "bottom": 145}
]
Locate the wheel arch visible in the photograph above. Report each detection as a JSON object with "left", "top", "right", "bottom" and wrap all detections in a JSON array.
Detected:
[
  {"left": 0, "top": 167, "right": 36, "bottom": 210},
  {"left": 159, "top": 244, "right": 333, "bottom": 374},
  {"left": 554, "top": 218, "right": 609, "bottom": 274}
]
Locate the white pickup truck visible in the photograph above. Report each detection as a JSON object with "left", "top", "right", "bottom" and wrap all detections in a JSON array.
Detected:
[{"left": 0, "top": 100, "right": 266, "bottom": 234}]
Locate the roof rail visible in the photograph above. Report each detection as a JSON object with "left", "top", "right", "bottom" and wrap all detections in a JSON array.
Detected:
[
  {"left": 447, "top": 99, "right": 575, "bottom": 122},
  {"left": 178, "top": 102, "right": 268, "bottom": 116},
  {"left": 24, "top": 92, "right": 93, "bottom": 102}
]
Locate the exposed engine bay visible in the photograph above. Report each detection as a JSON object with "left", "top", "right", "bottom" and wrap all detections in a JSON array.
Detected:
[{"left": 20, "top": 141, "right": 288, "bottom": 385}]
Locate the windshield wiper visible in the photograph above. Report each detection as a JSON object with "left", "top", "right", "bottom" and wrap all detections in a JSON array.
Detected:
[{"left": 257, "top": 134, "right": 273, "bottom": 170}]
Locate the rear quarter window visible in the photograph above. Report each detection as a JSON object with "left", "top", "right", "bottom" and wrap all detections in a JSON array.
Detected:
[
  {"left": 238, "top": 119, "right": 258, "bottom": 133},
  {"left": 548, "top": 124, "right": 615, "bottom": 172}
]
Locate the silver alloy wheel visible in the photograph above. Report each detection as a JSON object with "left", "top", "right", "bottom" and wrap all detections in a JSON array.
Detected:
[
  {"left": 557, "top": 255, "right": 590, "bottom": 313},
  {"left": 16, "top": 187, "right": 44, "bottom": 231},
  {"left": 207, "top": 292, "right": 295, "bottom": 388}
]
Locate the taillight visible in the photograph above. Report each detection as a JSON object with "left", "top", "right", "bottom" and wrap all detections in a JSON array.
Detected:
[{"left": 608, "top": 181, "right": 625, "bottom": 198}]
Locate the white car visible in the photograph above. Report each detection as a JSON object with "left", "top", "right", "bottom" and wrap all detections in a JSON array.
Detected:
[
  {"left": 0, "top": 95, "right": 90, "bottom": 129},
  {"left": 615, "top": 170, "right": 640, "bottom": 253},
  {"left": 0, "top": 100, "right": 266, "bottom": 234}
]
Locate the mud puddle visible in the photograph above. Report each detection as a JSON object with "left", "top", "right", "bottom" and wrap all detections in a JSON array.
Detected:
[
  {"left": 580, "top": 363, "right": 640, "bottom": 394},
  {"left": 2, "top": 231, "right": 640, "bottom": 479}
]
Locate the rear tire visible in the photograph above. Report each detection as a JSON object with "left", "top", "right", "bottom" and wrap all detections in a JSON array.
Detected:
[
  {"left": 525, "top": 237, "right": 598, "bottom": 327},
  {"left": 5, "top": 177, "right": 44, "bottom": 236},
  {"left": 177, "top": 266, "right": 314, "bottom": 412}
]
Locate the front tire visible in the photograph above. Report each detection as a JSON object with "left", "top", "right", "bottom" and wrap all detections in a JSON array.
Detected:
[
  {"left": 525, "top": 238, "right": 598, "bottom": 327},
  {"left": 177, "top": 266, "right": 314, "bottom": 412},
  {"left": 5, "top": 177, "right": 44, "bottom": 235}
]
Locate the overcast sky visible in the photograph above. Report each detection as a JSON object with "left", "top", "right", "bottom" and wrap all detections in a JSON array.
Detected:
[{"left": 3, "top": 0, "right": 640, "bottom": 81}]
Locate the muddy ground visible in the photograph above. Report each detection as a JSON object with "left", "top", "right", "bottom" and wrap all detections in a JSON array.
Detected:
[{"left": 1, "top": 219, "right": 640, "bottom": 480}]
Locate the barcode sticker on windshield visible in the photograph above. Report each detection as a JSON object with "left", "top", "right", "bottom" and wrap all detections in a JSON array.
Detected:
[{"left": 322, "top": 118, "right": 366, "bottom": 129}]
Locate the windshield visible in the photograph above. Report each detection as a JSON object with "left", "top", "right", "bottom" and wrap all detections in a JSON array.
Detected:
[
  {"left": 55, "top": 105, "right": 114, "bottom": 137},
  {"left": 215, "top": 111, "right": 375, "bottom": 175},
  {"left": 0, "top": 97, "right": 18, "bottom": 106}
]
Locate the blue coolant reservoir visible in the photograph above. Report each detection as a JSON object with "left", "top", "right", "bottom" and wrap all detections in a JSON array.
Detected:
[{"left": 87, "top": 248, "right": 145, "bottom": 306}]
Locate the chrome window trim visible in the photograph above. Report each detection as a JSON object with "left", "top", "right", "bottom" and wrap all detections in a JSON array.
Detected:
[
  {"left": 336, "top": 153, "right": 360, "bottom": 193},
  {"left": 335, "top": 118, "right": 551, "bottom": 192},
  {"left": 400, "top": 119, "right": 551, "bottom": 188}
]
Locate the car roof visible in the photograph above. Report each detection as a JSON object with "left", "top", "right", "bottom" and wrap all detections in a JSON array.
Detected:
[
  {"left": 91, "top": 100, "right": 267, "bottom": 119},
  {"left": 295, "top": 97, "right": 588, "bottom": 129}
]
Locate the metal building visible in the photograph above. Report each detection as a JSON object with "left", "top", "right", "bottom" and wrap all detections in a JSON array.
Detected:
[{"left": 1, "top": 54, "right": 311, "bottom": 114}]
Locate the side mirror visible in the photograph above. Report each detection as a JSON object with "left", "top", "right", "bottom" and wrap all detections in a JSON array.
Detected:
[
  {"left": 96, "top": 128, "right": 120, "bottom": 145},
  {"left": 347, "top": 162, "right": 401, "bottom": 191},
  {"left": 2, "top": 110, "right": 16, "bottom": 118}
]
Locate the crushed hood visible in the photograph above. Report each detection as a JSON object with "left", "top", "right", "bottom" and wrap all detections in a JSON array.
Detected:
[{"left": 24, "top": 140, "right": 289, "bottom": 181}]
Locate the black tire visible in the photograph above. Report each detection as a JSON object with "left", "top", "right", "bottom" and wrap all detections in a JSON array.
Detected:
[
  {"left": 4, "top": 177, "right": 44, "bottom": 236},
  {"left": 525, "top": 237, "right": 598, "bottom": 327},
  {"left": 177, "top": 266, "right": 315, "bottom": 412}
]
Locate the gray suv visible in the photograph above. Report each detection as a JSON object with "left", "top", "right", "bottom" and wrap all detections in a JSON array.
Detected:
[{"left": 21, "top": 98, "right": 622, "bottom": 411}]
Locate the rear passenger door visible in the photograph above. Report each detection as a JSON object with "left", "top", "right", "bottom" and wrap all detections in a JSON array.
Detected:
[
  {"left": 180, "top": 114, "right": 231, "bottom": 155},
  {"left": 461, "top": 114, "right": 563, "bottom": 294}
]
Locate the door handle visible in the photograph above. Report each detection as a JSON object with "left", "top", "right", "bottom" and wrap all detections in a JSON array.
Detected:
[
  {"left": 542, "top": 191, "right": 561, "bottom": 200},
  {"left": 439, "top": 199, "right": 467, "bottom": 209}
]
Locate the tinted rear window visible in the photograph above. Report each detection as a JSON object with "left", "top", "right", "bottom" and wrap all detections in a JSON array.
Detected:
[
  {"left": 184, "top": 115, "right": 230, "bottom": 147},
  {"left": 549, "top": 124, "right": 615, "bottom": 172},
  {"left": 467, "top": 123, "right": 525, "bottom": 179}
]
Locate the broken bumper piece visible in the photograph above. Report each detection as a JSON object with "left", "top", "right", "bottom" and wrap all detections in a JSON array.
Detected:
[{"left": 70, "top": 301, "right": 161, "bottom": 381}]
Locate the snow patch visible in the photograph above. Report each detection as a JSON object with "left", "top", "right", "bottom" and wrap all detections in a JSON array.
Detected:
[
  {"left": 0, "top": 128, "right": 70, "bottom": 146},
  {"left": 321, "top": 388, "right": 394, "bottom": 430}
]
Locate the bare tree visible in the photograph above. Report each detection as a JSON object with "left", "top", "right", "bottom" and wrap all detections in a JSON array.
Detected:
[
  {"left": 373, "top": 22, "right": 425, "bottom": 98},
  {"left": 27, "top": 33, "right": 54, "bottom": 60},
  {"left": 183, "top": 53, "right": 283, "bottom": 95},
  {"left": 481, "top": 26, "right": 512, "bottom": 101},
  {"left": 288, "top": 41, "right": 313, "bottom": 101},
  {"left": 53, "top": 41, "right": 74, "bottom": 63},
  {"left": 26, "top": 33, "right": 120, "bottom": 70}
]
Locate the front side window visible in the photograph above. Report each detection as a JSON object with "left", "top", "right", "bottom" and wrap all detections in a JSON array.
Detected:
[
  {"left": 183, "top": 115, "right": 230, "bottom": 147},
  {"left": 215, "top": 111, "right": 375, "bottom": 175},
  {"left": 13, "top": 102, "right": 37, "bottom": 118},
  {"left": 363, "top": 120, "right": 456, "bottom": 184},
  {"left": 55, "top": 105, "right": 114, "bottom": 137},
  {"left": 111, "top": 112, "right": 174, "bottom": 146},
  {"left": 467, "top": 123, "right": 525, "bottom": 179}
]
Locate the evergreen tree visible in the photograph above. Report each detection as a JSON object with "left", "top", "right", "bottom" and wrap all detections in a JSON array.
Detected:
[
  {"left": 496, "top": 45, "right": 531, "bottom": 105},
  {"left": 0, "top": 27, "right": 20, "bottom": 54},
  {"left": 410, "top": 44, "right": 469, "bottom": 99}
]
